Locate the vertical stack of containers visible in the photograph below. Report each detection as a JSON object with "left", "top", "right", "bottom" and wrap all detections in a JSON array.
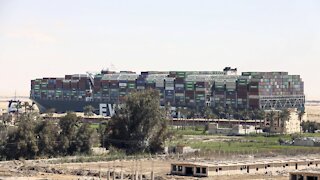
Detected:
[
  {"left": 47, "top": 78, "right": 56, "bottom": 100},
  {"left": 41, "top": 79, "right": 48, "bottom": 99},
  {"left": 119, "top": 79, "right": 127, "bottom": 103},
  {"left": 62, "top": 75, "right": 71, "bottom": 100},
  {"left": 70, "top": 76, "right": 79, "bottom": 100},
  {"left": 237, "top": 76, "right": 249, "bottom": 109},
  {"left": 146, "top": 78, "right": 156, "bottom": 89},
  {"left": 109, "top": 74, "right": 119, "bottom": 104},
  {"left": 175, "top": 76, "right": 186, "bottom": 107},
  {"left": 55, "top": 78, "right": 63, "bottom": 99},
  {"left": 165, "top": 77, "right": 175, "bottom": 105},
  {"left": 118, "top": 74, "right": 129, "bottom": 103},
  {"left": 127, "top": 78, "right": 136, "bottom": 94},
  {"left": 248, "top": 78, "right": 260, "bottom": 109},
  {"left": 31, "top": 79, "right": 41, "bottom": 99},
  {"left": 136, "top": 76, "right": 146, "bottom": 91},
  {"left": 185, "top": 80, "right": 195, "bottom": 107},
  {"left": 76, "top": 75, "right": 88, "bottom": 101},
  {"left": 213, "top": 79, "right": 226, "bottom": 107},
  {"left": 195, "top": 81, "right": 206, "bottom": 107},
  {"left": 225, "top": 79, "right": 237, "bottom": 108},
  {"left": 93, "top": 74, "right": 102, "bottom": 101},
  {"left": 125, "top": 73, "right": 139, "bottom": 97},
  {"left": 152, "top": 75, "right": 166, "bottom": 106}
]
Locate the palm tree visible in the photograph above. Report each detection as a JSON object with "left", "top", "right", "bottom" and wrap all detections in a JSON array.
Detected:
[
  {"left": 22, "top": 102, "right": 30, "bottom": 114},
  {"left": 204, "top": 106, "right": 212, "bottom": 123},
  {"left": 234, "top": 109, "right": 243, "bottom": 125},
  {"left": 241, "top": 109, "right": 250, "bottom": 135},
  {"left": 298, "top": 109, "right": 305, "bottom": 134},
  {"left": 214, "top": 105, "right": 225, "bottom": 127},
  {"left": 266, "top": 110, "right": 276, "bottom": 135},
  {"left": 189, "top": 109, "right": 196, "bottom": 130},
  {"left": 15, "top": 101, "right": 22, "bottom": 118},
  {"left": 180, "top": 107, "right": 189, "bottom": 130},
  {"left": 164, "top": 103, "right": 172, "bottom": 122},
  {"left": 257, "top": 109, "right": 266, "bottom": 130},
  {"left": 250, "top": 109, "right": 258, "bottom": 134},
  {"left": 226, "top": 106, "right": 234, "bottom": 128},
  {"left": 279, "top": 109, "right": 290, "bottom": 134},
  {"left": 28, "top": 102, "right": 36, "bottom": 113}
]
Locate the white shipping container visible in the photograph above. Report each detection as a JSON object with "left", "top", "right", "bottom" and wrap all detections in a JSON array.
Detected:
[
  {"left": 165, "top": 87, "right": 175, "bottom": 90},
  {"left": 156, "top": 83, "right": 165, "bottom": 87},
  {"left": 119, "top": 83, "right": 127, "bottom": 87},
  {"left": 175, "top": 84, "right": 184, "bottom": 88}
]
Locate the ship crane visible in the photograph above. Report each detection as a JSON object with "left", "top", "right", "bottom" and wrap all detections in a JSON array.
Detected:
[{"left": 86, "top": 71, "right": 98, "bottom": 102}]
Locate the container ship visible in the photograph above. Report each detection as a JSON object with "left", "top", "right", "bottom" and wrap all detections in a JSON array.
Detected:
[{"left": 30, "top": 67, "right": 305, "bottom": 116}]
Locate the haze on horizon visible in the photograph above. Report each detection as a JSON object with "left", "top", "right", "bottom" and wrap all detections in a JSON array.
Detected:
[{"left": 0, "top": 0, "right": 320, "bottom": 100}]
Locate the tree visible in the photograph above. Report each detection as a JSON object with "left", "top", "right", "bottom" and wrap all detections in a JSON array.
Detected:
[
  {"left": 46, "top": 108, "right": 56, "bottom": 118},
  {"left": 302, "top": 121, "right": 319, "bottom": 133},
  {"left": 75, "top": 123, "right": 94, "bottom": 154},
  {"left": 98, "top": 122, "right": 108, "bottom": 148},
  {"left": 257, "top": 109, "right": 266, "bottom": 129},
  {"left": 22, "top": 102, "right": 30, "bottom": 114},
  {"left": 0, "top": 122, "right": 8, "bottom": 159},
  {"left": 188, "top": 109, "right": 197, "bottom": 130},
  {"left": 57, "top": 112, "right": 81, "bottom": 155},
  {"left": 83, "top": 105, "right": 95, "bottom": 117},
  {"left": 5, "top": 114, "right": 39, "bottom": 159},
  {"left": 298, "top": 109, "right": 305, "bottom": 134},
  {"left": 35, "top": 120, "right": 59, "bottom": 157},
  {"left": 225, "top": 106, "right": 234, "bottom": 127},
  {"left": 204, "top": 106, "right": 213, "bottom": 122},
  {"left": 180, "top": 107, "right": 190, "bottom": 130},
  {"left": 15, "top": 101, "right": 22, "bottom": 114},
  {"left": 266, "top": 110, "right": 276, "bottom": 135},
  {"left": 279, "top": 109, "right": 290, "bottom": 134},
  {"left": 241, "top": 109, "right": 250, "bottom": 135},
  {"left": 214, "top": 105, "right": 225, "bottom": 126},
  {"left": 104, "top": 90, "right": 168, "bottom": 154}
]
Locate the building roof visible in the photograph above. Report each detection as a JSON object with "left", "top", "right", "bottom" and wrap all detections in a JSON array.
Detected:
[
  {"left": 290, "top": 168, "right": 320, "bottom": 175},
  {"left": 172, "top": 158, "right": 320, "bottom": 168}
]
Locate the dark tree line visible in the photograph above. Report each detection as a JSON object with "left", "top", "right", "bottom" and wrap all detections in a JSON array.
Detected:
[
  {"left": 0, "top": 113, "right": 94, "bottom": 160},
  {"left": 0, "top": 90, "right": 173, "bottom": 159},
  {"left": 302, "top": 121, "right": 320, "bottom": 133}
]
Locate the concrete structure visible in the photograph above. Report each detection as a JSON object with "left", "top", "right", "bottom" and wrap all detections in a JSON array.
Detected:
[
  {"left": 208, "top": 123, "right": 262, "bottom": 135},
  {"left": 294, "top": 137, "right": 320, "bottom": 147},
  {"left": 171, "top": 158, "right": 320, "bottom": 177},
  {"left": 290, "top": 169, "right": 320, "bottom": 180}
]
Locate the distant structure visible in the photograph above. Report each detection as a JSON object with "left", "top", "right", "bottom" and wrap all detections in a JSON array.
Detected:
[
  {"left": 30, "top": 67, "right": 305, "bottom": 116},
  {"left": 264, "top": 108, "right": 306, "bottom": 134},
  {"left": 171, "top": 158, "right": 320, "bottom": 177},
  {"left": 294, "top": 137, "right": 320, "bottom": 147},
  {"left": 208, "top": 123, "right": 263, "bottom": 135}
]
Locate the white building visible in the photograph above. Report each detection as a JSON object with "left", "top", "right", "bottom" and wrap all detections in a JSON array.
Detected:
[{"left": 208, "top": 123, "right": 262, "bottom": 135}]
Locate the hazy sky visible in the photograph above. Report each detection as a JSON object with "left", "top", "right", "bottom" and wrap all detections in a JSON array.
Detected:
[{"left": 0, "top": 0, "right": 320, "bottom": 100}]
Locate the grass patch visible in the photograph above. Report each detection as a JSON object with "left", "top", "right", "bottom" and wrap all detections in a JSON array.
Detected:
[
  {"left": 169, "top": 126, "right": 207, "bottom": 136},
  {"left": 168, "top": 132, "right": 320, "bottom": 155},
  {"left": 89, "top": 123, "right": 100, "bottom": 130}
]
